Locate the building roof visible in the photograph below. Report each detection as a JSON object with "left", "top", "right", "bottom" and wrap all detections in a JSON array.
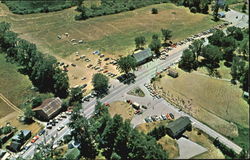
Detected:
[
  {"left": 33, "top": 97, "right": 62, "bottom": 118},
  {"left": 168, "top": 69, "right": 178, "bottom": 78},
  {"left": 12, "top": 130, "right": 31, "bottom": 142},
  {"left": 0, "top": 149, "right": 6, "bottom": 158},
  {"left": 133, "top": 48, "right": 152, "bottom": 64},
  {"left": 9, "top": 141, "right": 21, "bottom": 152},
  {"left": 166, "top": 116, "right": 191, "bottom": 136},
  {"left": 64, "top": 148, "right": 80, "bottom": 160}
]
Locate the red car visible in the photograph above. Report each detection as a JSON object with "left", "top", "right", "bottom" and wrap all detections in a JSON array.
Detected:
[{"left": 31, "top": 136, "right": 39, "bottom": 143}]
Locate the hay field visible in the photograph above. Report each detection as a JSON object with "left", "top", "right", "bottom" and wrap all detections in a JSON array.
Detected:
[
  {"left": 0, "top": 2, "right": 220, "bottom": 89},
  {"left": 154, "top": 67, "right": 249, "bottom": 137}
]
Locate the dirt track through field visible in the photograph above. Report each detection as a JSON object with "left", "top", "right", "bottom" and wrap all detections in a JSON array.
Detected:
[{"left": 0, "top": 93, "right": 23, "bottom": 113}]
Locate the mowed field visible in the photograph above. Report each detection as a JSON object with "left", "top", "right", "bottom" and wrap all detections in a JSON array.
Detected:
[
  {"left": 154, "top": 67, "right": 249, "bottom": 137},
  {"left": 0, "top": 3, "right": 220, "bottom": 88}
]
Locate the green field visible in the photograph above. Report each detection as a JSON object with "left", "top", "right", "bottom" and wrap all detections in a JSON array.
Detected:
[
  {"left": 0, "top": 53, "right": 36, "bottom": 116},
  {"left": 0, "top": 3, "right": 220, "bottom": 58}
]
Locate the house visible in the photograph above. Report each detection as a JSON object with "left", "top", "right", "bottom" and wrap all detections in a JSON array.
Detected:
[
  {"left": 166, "top": 116, "right": 192, "bottom": 139},
  {"left": 12, "top": 130, "right": 31, "bottom": 144},
  {"left": 0, "top": 149, "right": 7, "bottom": 158},
  {"left": 64, "top": 148, "right": 80, "bottom": 160},
  {"left": 33, "top": 97, "right": 62, "bottom": 121},
  {"left": 132, "top": 48, "right": 153, "bottom": 66},
  {"left": 167, "top": 69, "right": 178, "bottom": 78},
  {"left": 8, "top": 141, "right": 22, "bottom": 152},
  {"left": 218, "top": 12, "right": 225, "bottom": 18}
]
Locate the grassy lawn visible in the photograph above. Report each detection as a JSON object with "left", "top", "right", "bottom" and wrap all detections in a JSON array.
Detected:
[
  {"left": 136, "top": 120, "right": 179, "bottom": 159},
  {"left": 127, "top": 87, "right": 145, "bottom": 97},
  {"left": 109, "top": 101, "right": 134, "bottom": 120},
  {"left": 0, "top": 53, "right": 36, "bottom": 112},
  {"left": 186, "top": 128, "right": 225, "bottom": 159},
  {"left": 153, "top": 66, "right": 249, "bottom": 137}
]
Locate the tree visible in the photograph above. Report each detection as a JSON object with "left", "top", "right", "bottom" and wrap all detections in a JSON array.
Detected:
[
  {"left": 117, "top": 56, "right": 136, "bottom": 74},
  {"left": 68, "top": 106, "right": 98, "bottom": 159},
  {"left": 242, "top": 2, "right": 247, "bottom": 13},
  {"left": 69, "top": 86, "right": 83, "bottom": 104},
  {"left": 161, "top": 29, "right": 172, "bottom": 44},
  {"left": 227, "top": 26, "right": 244, "bottom": 41},
  {"left": 0, "top": 22, "right": 10, "bottom": 45},
  {"left": 23, "top": 105, "right": 35, "bottom": 123},
  {"left": 221, "top": 36, "right": 237, "bottom": 62},
  {"left": 149, "top": 37, "right": 162, "bottom": 57},
  {"left": 100, "top": 115, "right": 123, "bottom": 159},
  {"left": 95, "top": 101, "right": 109, "bottom": 117},
  {"left": 178, "top": 49, "right": 197, "bottom": 71},
  {"left": 200, "top": 0, "right": 209, "bottom": 14},
  {"left": 92, "top": 73, "right": 109, "bottom": 95},
  {"left": 32, "top": 96, "right": 43, "bottom": 107},
  {"left": 53, "top": 67, "right": 69, "bottom": 98},
  {"left": 239, "top": 39, "right": 249, "bottom": 59},
  {"left": 202, "top": 44, "right": 223, "bottom": 69},
  {"left": 224, "top": 4, "right": 229, "bottom": 12},
  {"left": 18, "top": 131, "right": 25, "bottom": 143},
  {"left": 189, "top": 39, "right": 205, "bottom": 61},
  {"left": 134, "top": 36, "right": 146, "bottom": 49},
  {"left": 151, "top": 8, "right": 158, "bottom": 14},
  {"left": 213, "top": 2, "right": 219, "bottom": 21},
  {"left": 208, "top": 29, "right": 225, "bottom": 46}
]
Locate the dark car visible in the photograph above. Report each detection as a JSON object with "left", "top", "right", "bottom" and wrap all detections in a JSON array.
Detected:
[
  {"left": 169, "top": 113, "right": 175, "bottom": 119},
  {"left": 81, "top": 84, "right": 87, "bottom": 88},
  {"left": 39, "top": 129, "right": 45, "bottom": 136},
  {"left": 142, "top": 105, "right": 147, "bottom": 109},
  {"left": 104, "top": 58, "right": 110, "bottom": 61}
]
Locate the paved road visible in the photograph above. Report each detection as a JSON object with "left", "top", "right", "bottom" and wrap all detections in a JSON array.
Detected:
[{"left": 21, "top": 9, "right": 248, "bottom": 158}]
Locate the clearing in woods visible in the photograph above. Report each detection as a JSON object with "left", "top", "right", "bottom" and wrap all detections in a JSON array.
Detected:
[{"left": 0, "top": 3, "right": 220, "bottom": 89}]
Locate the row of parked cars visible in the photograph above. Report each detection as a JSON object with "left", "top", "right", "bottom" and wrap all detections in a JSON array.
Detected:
[
  {"left": 144, "top": 83, "right": 161, "bottom": 99},
  {"left": 144, "top": 113, "right": 175, "bottom": 123},
  {"left": 46, "top": 111, "right": 68, "bottom": 129}
]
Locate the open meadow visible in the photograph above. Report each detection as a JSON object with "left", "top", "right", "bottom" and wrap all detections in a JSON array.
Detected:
[{"left": 0, "top": 3, "right": 220, "bottom": 88}]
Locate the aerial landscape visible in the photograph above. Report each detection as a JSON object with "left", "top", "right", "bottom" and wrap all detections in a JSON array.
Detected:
[{"left": 0, "top": 0, "right": 249, "bottom": 159}]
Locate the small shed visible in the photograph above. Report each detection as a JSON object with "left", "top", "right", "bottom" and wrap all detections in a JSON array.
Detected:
[
  {"left": 8, "top": 141, "right": 22, "bottom": 152},
  {"left": 33, "top": 97, "right": 62, "bottom": 121},
  {"left": 166, "top": 116, "right": 192, "bottom": 139},
  {"left": 132, "top": 48, "right": 153, "bottom": 66},
  {"left": 167, "top": 69, "right": 178, "bottom": 78},
  {"left": 12, "top": 130, "right": 31, "bottom": 144},
  {"left": 64, "top": 148, "right": 80, "bottom": 160}
]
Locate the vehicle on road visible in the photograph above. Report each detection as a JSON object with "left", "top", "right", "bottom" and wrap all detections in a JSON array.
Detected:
[
  {"left": 31, "top": 136, "right": 39, "bottom": 143},
  {"left": 38, "top": 129, "right": 45, "bottom": 136},
  {"left": 169, "top": 113, "right": 175, "bottom": 119},
  {"left": 57, "top": 125, "right": 64, "bottom": 131}
]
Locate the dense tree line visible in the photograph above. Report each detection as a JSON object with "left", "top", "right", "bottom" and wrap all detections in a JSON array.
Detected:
[
  {"left": 68, "top": 102, "right": 168, "bottom": 160},
  {"left": 0, "top": 22, "right": 69, "bottom": 98},
  {"left": 2, "top": 0, "right": 76, "bottom": 14}
]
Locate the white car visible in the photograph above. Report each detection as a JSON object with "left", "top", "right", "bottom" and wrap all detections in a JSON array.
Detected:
[{"left": 57, "top": 125, "right": 64, "bottom": 131}]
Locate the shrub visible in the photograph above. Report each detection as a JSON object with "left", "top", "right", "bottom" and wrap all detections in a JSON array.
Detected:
[
  {"left": 152, "top": 8, "right": 158, "bottom": 14},
  {"left": 190, "top": 7, "right": 197, "bottom": 13}
]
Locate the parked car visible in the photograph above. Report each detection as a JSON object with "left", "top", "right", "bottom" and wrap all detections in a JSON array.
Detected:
[
  {"left": 141, "top": 105, "right": 147, "bottom": 109},
  {"left": 31, "top": 136, "right": 39, "bottom": 143},
  {"left": 38, "top": 129, "right": 45, "bottom": 136},
  {"left": 161, "top": 114, "right": 167, "bottom": 120},
  {"left": 144, "top": 117, "right": 150, "bottom": 123},
  {"left": 169, "top": 113, "right": 175, "bottom": 119},
  {"left": 57, "top": 125, "right": 64, "bottom": 131}
]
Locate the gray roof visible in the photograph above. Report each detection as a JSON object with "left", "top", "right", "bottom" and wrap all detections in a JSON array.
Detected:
[
  {"left": 166, "top": 116, "right": 191, "bottom": 136},
  {"left": 33, "top": 97, "right": 62, "bottom": 117},
  {"left": 12, "top": 130, "right": 31, "bottom": 141},
  {"left": 133, "top": 48, "right": 152, "bottom": 64},
  {"left": 9, "top": 141, "right": 22, "bottom": 152}
]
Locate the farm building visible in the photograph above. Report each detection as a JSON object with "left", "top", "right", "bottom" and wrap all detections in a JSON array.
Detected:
[
  {"left": 167, "top": 69, "right": 178, "bottom": 78},
  {"left": 33, "top": 97, "right": 62, "bottom": 121},
  {"left": 12, "top": 130, "right": 31, "bottom": 143},
  {"left": 166, "top": 116, "right": 192, "bottom": 138},
  {"left": 132, "top": 48, "right": 153, "bottom": 66}
]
